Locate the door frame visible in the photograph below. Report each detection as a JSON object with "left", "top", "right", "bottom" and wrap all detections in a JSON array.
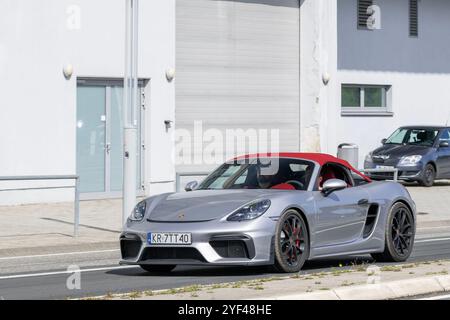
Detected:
[{"left": 76, "top": 77, "right": 147, "bottom": 200}]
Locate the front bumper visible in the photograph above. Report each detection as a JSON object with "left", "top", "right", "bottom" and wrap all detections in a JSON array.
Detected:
[
  {"left": 364, "top": 161, "right": 425, "bottom": 181},
  {"left": 119, "top": 218, "right": 276, "bottom": 267}
]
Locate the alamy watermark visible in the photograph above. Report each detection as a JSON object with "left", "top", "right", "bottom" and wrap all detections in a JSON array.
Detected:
[
  {"left": 66, "top": 5, "right": 82, "bottom": 31},
  {"left": 175, "top": 121, "right": 280, "bottom": 167},
  {"left": 366, "top": 5, "right": 382, "bottom": 30},
  {"left": 367, "top": 265, "right": 382, "bottom": 284},
  {"left": 66, "top": 265, "right": 81, "bottom": 290}
]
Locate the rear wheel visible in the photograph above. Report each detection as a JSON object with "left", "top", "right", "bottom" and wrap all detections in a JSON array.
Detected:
[
  {"left": 371, "top": 202, "right": 415, "bottom": 262},
  {"left": 273, "top": 210, "right": 309, "bottom": 273},
  {"left": 139, "top": 265, "right": 176, "bottom": 273},
  {"left": 419, "top": 164, "right": 435, "bottom": 187}
]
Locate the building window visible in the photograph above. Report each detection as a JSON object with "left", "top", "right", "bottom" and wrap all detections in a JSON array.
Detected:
[
  {"left": 409, "top": 0, "right": 418, "bottom": 37},
  {"left": 341, "top": 84, "right": 392, "bottom": 116},
  {"left": 358, "top": 0, "right": 373, "bottom": 29}
]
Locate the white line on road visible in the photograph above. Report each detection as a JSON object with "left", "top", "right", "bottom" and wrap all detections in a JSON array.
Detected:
[
  {"left": 418, "top": 226, "right": 450, "bottom": 230},
  {"left": 415, "top": 237, "right": 450, "bottom": 243},
  {"left": 0, "top": 265, "right": 138, "bottom": 280},
  {"left": 0, "top": 249, "right": 120, "bottom": 261}
]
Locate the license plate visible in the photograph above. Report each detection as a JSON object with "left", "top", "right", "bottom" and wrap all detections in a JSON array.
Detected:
[
  {"left": 376, "top": 165, "right": 395, "bottom": 170},
  {"left": 147, "top": 232, "right": 192, "bottom": 245}
]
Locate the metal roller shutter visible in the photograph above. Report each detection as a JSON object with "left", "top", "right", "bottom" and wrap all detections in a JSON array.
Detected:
[{"left": 176, "top": 0, "right": 300, "bottom": 172}]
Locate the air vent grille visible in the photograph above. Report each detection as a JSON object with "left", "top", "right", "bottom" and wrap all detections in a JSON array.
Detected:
[{"left": 358, "top": 0, "right": 374, "bottom": 29}]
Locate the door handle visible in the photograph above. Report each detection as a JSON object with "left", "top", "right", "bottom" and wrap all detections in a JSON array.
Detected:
[
  {"left": 358, "top": 199, "right": 369, "bottom": 206},
  {"left": 105, "top": 143, "right": 111, "bottom": 154}
]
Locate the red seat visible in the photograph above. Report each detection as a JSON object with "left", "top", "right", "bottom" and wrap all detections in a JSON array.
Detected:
[
  {"left": 320, "top": 168, "right": 336, "bottom": 188},
  {"left": 271, "top": 183, "right": 296, "bottom": 190}
]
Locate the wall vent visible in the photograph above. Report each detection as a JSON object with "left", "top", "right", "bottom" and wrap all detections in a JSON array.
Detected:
[
  {"left": 409, "top": 0, "right": 418, "bottom": 37},
  {"left": 358, "top": 0, "right": 374, "bottom": 29}
]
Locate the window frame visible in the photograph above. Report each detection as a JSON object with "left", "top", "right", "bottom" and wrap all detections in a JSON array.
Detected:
[{"left": 341, "top": 84, "right": 393, "bottom": 117}]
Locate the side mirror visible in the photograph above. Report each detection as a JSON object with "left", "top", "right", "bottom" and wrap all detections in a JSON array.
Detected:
[
  {"left": 184, "top": 181, "right": 198, "bottom": 192},
  {"left": 439, "top": 141, "right": 449, "bottom": 148},
  {"left": 322, "top": 179, "right": 347, "bottom": 196},
  {"left": 381, "top": 138, "right": 387, "bottom": 145}
]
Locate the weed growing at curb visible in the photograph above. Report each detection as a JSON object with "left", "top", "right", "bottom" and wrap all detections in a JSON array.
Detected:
[{"left": 380, "top": 266, "right": 402, "bottom": 272}]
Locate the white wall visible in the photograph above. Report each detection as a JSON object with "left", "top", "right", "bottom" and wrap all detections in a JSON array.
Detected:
[
  {"left": 0, "top": 0, "right": 175, "bottom": 205},
  {"left": 326, "top": 70, "right": 450, "bottom": 168},
  {"left": 299, "top": 0, "right": 338, "bottom": 153},
  {"left": 140, "top": 0, "right": 176, "bottom": 195}
]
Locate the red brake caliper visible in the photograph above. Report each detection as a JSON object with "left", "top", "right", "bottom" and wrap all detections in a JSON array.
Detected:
[{"left": 296, "top": 226, "right": 301, "bottom": 250}]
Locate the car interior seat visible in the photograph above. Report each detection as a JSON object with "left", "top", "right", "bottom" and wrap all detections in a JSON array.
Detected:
[{"left": 319, "top": 166, "right": 337, "bottom": 188}]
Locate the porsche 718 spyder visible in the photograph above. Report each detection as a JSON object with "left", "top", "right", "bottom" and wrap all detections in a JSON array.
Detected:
[{"left": 120, "top": 153, "right": 416, "bottom": 273}]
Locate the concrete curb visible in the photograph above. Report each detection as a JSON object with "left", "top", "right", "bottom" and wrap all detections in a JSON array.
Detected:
[{"left": 266, "top": 275, "right": 450, "bottom": 300}]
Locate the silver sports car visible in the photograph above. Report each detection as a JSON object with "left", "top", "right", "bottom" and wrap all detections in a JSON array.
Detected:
[{"left": 120, "top": 153, "right": 416, "bottom": 273}]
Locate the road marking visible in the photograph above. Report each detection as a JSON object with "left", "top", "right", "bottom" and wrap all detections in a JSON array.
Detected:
[
  {"left": 0, "top": 249, "right": 120, "bottom": 261},
  {"left": 415, "top": 237, "right": 450, "bottom": 243},
  {"left": 417, "top": 293, "right": 450, "bottom": 300},
  {"left": 0, "top": 265, "right": 138, "bottom": 280},
  {"left": 418, "top": 226, "right": 450, "bottom": 230}
]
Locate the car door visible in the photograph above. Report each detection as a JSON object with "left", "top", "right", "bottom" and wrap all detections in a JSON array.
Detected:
[
  {"left": 436, "top": 129, "right": 450, "bottom": 178},
  {"left": 313, "top": 166, "right": 370, "bottom": 248}
]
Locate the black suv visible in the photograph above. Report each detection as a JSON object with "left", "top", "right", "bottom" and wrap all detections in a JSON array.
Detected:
[{"left": 364, "top": 126, "right": 450, "bottom": 187}]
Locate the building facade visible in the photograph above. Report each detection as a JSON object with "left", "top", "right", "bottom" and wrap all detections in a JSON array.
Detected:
[{"left": 0, "top": 0, "right": 449, "bottom": 205}]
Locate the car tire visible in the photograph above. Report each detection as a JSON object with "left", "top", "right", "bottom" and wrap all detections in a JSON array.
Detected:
[
  {"left": 419, "top": 164, "right": 435, "bottom": 187},
  {"left": 273, "top": 210, "right": 310, "bottom": 273},
  {"left": 371, "top": 202, "right": 415, "bottom": 263},
  {"left": 139, "top": 265, "right": 176, "bottom": 273}
]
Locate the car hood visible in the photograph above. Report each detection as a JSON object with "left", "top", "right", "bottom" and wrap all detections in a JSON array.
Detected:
[
  {"left": 146, "top": 189, "right": 282, "bottom": 222},
  {"left": 372, "top": 144, "right": 431, "bottom": 160}
]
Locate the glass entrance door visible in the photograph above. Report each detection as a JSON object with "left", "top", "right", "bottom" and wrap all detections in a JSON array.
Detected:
[{"left": 76, "top": 80, "right": 144, "bottom": 197}]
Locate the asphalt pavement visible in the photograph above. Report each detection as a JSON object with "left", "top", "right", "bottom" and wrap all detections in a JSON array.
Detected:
[{"left": 1, "top": 235, "right": 450, "bottom": 300}]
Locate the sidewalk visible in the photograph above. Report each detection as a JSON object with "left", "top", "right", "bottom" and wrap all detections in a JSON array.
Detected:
[
  {"left": 0, "top": 182, "right": 449, "bottom": 256},
  {"left": 95, "top": 259, "right": 450, "bottom": 300},
  {"left": 0, "top": 199, "right": 125, "bottom": 256}
]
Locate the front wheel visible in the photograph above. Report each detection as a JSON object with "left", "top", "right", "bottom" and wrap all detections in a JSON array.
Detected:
[
  {"left": 419, "top": 164, "right": 435, "bottom": 187},
  {"left": 371, "top": 202, "right": 415, "bottom": 262},
  {"left": 139, "top": 265, "right": 176, "bottom": 273},
  {"left": 273, "top": 210, "right": 310, "bottom": 273}
]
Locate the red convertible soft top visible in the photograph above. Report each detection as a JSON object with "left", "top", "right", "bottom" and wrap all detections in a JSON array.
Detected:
[{"left": 233, "top": 152, "right": 371, "bottom": 183}]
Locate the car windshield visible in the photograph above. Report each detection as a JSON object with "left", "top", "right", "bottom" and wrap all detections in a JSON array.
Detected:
[
  {"left": 197, "top": 158, "right": 314, "bottom": 191},
  {"left": 385, "top": 128, "right": 439, "bottom": 147}
]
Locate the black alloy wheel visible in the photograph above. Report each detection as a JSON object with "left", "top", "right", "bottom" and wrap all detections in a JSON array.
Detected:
[
  {"left": 274, "top": 210, "right": 309, "bottom": 273},
  {"left": 372, "top": 202, "right": 415, "bottom": 262}
]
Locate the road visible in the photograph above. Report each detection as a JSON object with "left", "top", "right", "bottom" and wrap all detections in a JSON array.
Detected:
[{"left": 1, "top": 232, "right": 450, "bottom": 300}]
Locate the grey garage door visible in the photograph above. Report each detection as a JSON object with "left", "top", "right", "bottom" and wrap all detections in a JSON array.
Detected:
[{"left": 176, "top": 0, "right": 300, "bottom": 173}]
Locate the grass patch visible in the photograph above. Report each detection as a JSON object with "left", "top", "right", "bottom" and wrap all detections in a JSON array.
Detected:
[{"left": 380, "top": 266, "right": 402, "bottom": 272}]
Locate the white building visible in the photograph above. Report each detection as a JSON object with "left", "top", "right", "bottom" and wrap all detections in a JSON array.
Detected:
[{"left": 1, "top": 0, "right": 449, "bottom": 205}]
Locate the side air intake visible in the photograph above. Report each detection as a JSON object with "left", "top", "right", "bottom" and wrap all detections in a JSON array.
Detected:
[{"left": 363, "top": 204, "right": 379, "bottom": 238}]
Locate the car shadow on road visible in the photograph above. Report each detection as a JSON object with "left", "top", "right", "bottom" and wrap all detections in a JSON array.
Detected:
[{"left": 107, "top": 255, "right": 374, "bottom": 278}]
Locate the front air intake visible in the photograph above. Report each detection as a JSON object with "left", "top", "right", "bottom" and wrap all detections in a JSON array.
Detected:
[{"left": 210, "top": 240, "right": 250, "bottom": 259}]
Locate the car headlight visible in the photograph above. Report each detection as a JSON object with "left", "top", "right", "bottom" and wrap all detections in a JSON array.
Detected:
[
  {"left": 129, "top": 200, "right": 147, "bottom": 221},
  {"left": 398, "top": 155, "right": 422, "bottom": 166},
  {"left": 365, "top": 152, "right": 373, "bottom": 162},
  {"left": 227, "top": 200, "right": 271, "bottom": 222}
]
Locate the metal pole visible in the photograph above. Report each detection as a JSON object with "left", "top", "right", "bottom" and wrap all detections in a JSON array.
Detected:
[
  {"left": 123, "top": 0, "right": 139, "bottom": 225},
  {"left": 394, "top": 169, "right": 399, "bottom": 182},
  {"left": 74, "top": 176, "right": 80, "bottom": 237}
]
